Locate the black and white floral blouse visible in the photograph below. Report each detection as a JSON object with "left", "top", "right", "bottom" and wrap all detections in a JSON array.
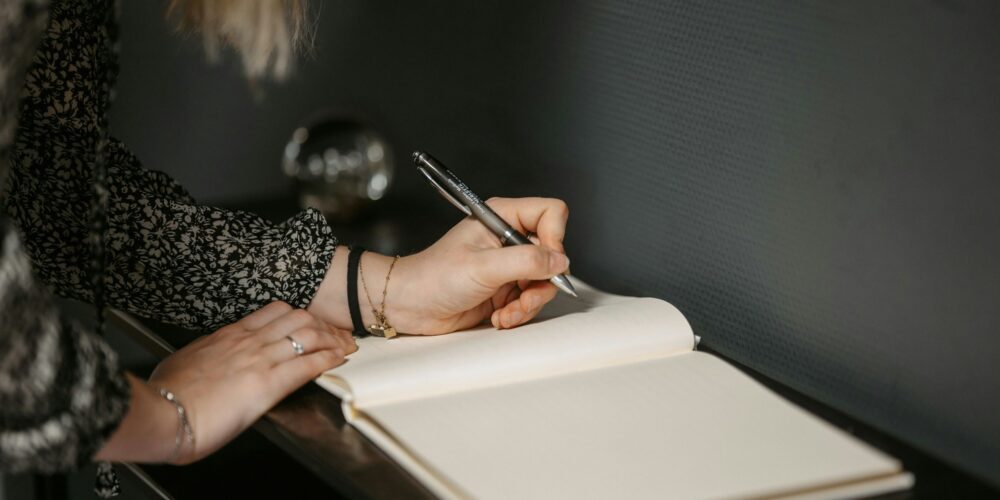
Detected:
[{"left": 1, "top": 0, "right": 338, "bottom": 472}]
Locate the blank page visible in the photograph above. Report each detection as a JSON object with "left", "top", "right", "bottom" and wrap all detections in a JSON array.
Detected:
[
  {"left": 364, "top": 352, "right": 905, "bottom": 499},
  {"left": 322, "top": 281, "right": 694, "bottom": 406}
]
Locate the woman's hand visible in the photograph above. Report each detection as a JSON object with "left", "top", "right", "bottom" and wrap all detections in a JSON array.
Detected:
[
  {"left": 388, "top": 197, "right": 571, "bottom": 334},
  {"left": 96, "top": 302, "right": 356, "bottom": 464},
  {"left": 310, "top": 197, "right": 571, "bottom": 335}
]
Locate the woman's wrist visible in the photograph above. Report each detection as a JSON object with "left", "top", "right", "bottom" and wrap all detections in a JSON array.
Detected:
[
  {"left": 308, "top": 245, "right": 420, "bottom": 334},
  {"left": 357, "top": 251, "right": 416, "bottom": 333},
  {"left": 155, "top": 387, "right": 196, "bottom": 464},
  {"left": 308, "top": 245, "right": 352, "bottom": 331},
  {"left": 94, "top": 374, "right": 186, "bottom": 464}
]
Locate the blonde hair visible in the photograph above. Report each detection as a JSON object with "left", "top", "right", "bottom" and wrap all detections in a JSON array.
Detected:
[{"left": 168, "top": 0, "right": 310, "bottom": 80}]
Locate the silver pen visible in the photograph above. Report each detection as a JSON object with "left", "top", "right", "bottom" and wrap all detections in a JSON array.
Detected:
[{"left": 412, "top": 151, "right": 578, "bottom": 298}]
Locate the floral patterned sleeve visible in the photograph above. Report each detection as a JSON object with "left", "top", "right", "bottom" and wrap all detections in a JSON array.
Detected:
[
  {"left": 101, "top": 146, "right": 339, "bottom": 330},
  {"left": 1, "top": 0, "right": 130, "bottom": 473},
  {"left": 10, "top": 136, "right": 338, "bottom": 331},
  {"left": 6, "top": 0, "right": 338, "bottom": 332}
]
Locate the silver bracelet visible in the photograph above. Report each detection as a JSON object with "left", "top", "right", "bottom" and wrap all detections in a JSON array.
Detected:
[{"left": 157, "top": 387, "right": 195, "bottom": 463}]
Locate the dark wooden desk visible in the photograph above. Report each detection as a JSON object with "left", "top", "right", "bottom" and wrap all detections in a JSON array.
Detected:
[
  {"left": 110, "top": 195, "right": 998, "bottom": 499},
  {"left": 110, "top": 194, "right": 453, "bottom": 499}
]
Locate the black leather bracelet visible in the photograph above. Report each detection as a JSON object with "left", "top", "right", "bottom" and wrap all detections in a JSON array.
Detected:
[{"left": 347, "top": 246, "right": 368, "bottom": 336}]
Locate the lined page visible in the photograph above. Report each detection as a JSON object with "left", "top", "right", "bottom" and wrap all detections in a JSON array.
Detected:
[
  {"left": 320, "top": 281, "right": 694, "bottom": 406},
  {"left": 364, "top": 352, "right": 905, "bottom": 500}
]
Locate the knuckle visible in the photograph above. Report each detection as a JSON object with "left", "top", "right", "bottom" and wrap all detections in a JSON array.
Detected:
[
  {"left": 296, "top": 327, "right": 320, "bottom": 345},
  {"left": 551, "top": 198, "right": 569, "bottom": 218},
  {"left": 267, "top": 300, "right": 292, "bottom": 312},
  {"left": 510, "top": 247, "right": 549, "bottom": 275},
  {"left": 288, "top": 308, "right": 314, "bottom": 324},
  {"left": 215, "top": 324, "right": 243, "bottom": 339}
]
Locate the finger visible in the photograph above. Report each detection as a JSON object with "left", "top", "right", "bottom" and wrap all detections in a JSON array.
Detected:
[
  {"left": 519, "top": 281, "right": 558, "bottom": 314},
  {"left": 472, "top": 244, "right": 570, "bottom": 289},
  {"left": 494, "top": 281, "right": 557, "bottom": 329},
  {"left": 239, "top": 301, "right": 294, "bottom": 330},
  {"left": 257, "top": 308, "right": 324, "bottom": 343},
  {"left": 507, "top": 285, "right": 522, "bottom": 310},
  {"left": 270, "top": 348, "right": 347, "bottom": 392},
  {"left": 263, "top": 326, "right": 339, "bottom": 365},
  {"left": 518, "top": 281, "right": 558, "bottom": 323},
  {"left": 329, "top": 325, "right": 358, "bottom": 355},
  {"left": 486, "top": 197, "right": 569, "bottom": 254},
  {"left": 488, "top": 283, "right": 514, "bottom": 329},
  {"left": 490, "top": 283, "right": 523, "bottom": 329},
  {"left": 493, "top": 285, "right": 521, "bottom": 328}
]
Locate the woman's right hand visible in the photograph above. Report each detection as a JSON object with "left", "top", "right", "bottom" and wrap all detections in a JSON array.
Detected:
[{"left": 96, "top": 301, "right": 356, "bottom": 464}]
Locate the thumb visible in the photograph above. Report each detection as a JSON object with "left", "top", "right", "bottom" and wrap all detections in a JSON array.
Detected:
[{"left": 471, "top": 245, "right": 570, "bottom": 288}]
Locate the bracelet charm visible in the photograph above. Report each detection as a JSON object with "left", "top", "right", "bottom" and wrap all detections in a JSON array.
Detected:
[{"left": 369, "top": 324, "right": 396, "bottom": 338}]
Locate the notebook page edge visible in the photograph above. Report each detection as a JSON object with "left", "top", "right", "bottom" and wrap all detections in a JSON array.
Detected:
[
  {"left": 766, "top": 470, "right": 913, "bottom": 500},
  {"left": 346, "top": 405, "right": 469, "bottom": 500},
  {"left": 323, "top": 279, "right": 695, "bottom": 408}
]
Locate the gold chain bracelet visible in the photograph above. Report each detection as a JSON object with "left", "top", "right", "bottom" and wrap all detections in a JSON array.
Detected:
[{"left": 359, "top": 254, "right": 400, "bottom": 338}]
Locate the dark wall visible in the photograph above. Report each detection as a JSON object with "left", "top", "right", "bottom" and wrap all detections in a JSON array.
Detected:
[
  {"left": 112, "top": 0, "right": 1000, "bottom": 487},
  {"left": 112, "top": 0, "right": 550, "bottom": 203}
]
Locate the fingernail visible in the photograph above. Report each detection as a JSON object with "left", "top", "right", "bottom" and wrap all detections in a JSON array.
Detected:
[
  {"left": 549, "top": 252, "right": 569, "bottom": 273},
  {"left": 530, "top": 294, "right": 542, "bottom": 310},
  {"left": 509, "top": 310, "right": 523, "bottom": 324}
]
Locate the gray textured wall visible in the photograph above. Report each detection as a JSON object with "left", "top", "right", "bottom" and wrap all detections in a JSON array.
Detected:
[{"left": 112, "top": 0, "right": 1000, "bottom": 487}]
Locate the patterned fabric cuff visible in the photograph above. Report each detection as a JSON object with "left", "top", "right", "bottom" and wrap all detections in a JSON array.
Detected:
[
  {"left": 68, "top": 325, "right": 132, "bottom": 470},
  {"left": 276, "top": 207, "right": 338, "bottom": 310}
]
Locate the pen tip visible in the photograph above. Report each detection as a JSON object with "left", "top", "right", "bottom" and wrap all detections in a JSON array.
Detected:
[
  {"left": 411, "top": 151, "right": 424, "bottom": 164},
  {"left": 553, "top": 277, "right": 579, "bottom": 298}
]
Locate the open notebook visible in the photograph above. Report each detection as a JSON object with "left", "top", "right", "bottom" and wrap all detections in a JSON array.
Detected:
[{"left": 316, "top": 281, "right": 912, "bottom": 499}]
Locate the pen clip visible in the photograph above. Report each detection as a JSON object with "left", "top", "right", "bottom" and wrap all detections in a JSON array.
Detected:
[{"left": 417, "top": 166, "right": 472, "bottom": 216}]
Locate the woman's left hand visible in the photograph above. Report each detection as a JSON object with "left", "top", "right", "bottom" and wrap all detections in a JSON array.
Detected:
[{"left": 309, "top": 197, "right": 571, "bottom": 335}]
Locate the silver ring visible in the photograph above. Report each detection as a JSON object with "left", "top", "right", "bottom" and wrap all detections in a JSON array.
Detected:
[{"left": 285, "top": 335, "right": 305, "bottom": 356}]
